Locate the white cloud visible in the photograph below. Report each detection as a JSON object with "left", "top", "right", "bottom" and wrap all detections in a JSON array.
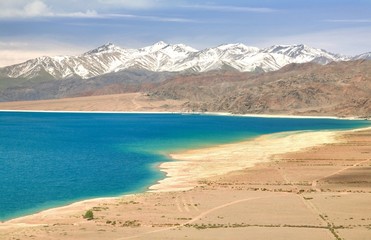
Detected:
[
  {"left": 58, "top": 10, "right": 99, "bottom": 18},
  {"left": 97, "top": 0, "right": 159, "bottom": 9},
  {"left": 0, "top": 1, "right": 53, "bottom": 18},
  {"left": 183, "top": 4, "right": 277, "bottom": 13},
  {"left": 0, "top": 0, "right": 98, "bottom": 18},
  {"left": 0, "top": 1, "right": 40, "bottom": 18},
  {"left": 324, "top": 19, "right": 371, "bottom": 23},
  {"left": 0, "top": 0, "right": 182, "bottom": 18},
  {"left": 0, "top": 1, "right": 275, "bottom": 20},
  {"left": 0, "top": 0, "right": 190, "bottom": 20},
  {"left": 24, "top": 0, "right": 51, "bottom": 16},
  {"left": 104, "top": 13, "right": 195, "bottom": 22}
]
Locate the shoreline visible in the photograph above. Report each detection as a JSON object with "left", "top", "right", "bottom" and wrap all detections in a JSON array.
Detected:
[
  {"left": 1, "top": 126, "right": 371, "bottom": 239},
  {"left": 0, "top": 91, "right": 368, "bottom": 120},
  {"left": 2, "top": 126, "right": 370, "bottom": 224},
  {"left": 149, "top": 129, "right": 346, "bottom": 192},
  {"left": 0, "top": 109, "right": 368, "bottom": 121}
]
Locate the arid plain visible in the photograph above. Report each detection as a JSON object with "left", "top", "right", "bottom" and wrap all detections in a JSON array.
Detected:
[
  {"left": 1, "top": 0, "right": 371, "bottom": 239},
  {"left": 0, "top": 95, "right": 370, "bottom": 240}
]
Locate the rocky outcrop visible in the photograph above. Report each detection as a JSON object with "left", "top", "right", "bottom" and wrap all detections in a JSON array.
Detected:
[{"left": 150, "top": 60, "right": 371, "bottom": 118}]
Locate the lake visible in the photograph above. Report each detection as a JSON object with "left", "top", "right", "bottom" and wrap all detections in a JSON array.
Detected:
[{"left": 0, "top": 111, "right": 369, "bottom": 221}]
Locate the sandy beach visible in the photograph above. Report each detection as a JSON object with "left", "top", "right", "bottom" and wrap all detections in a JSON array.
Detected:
[
  {"left": 0, "top": 93, "right": 188, "bottom": 113},
  {"left": 150, "top": 131, "right": 340, "bottom": 192},
  {"left": 1, "top": 92, "right": 367, "bottom": 120},
  {"left": 1, "top": 125, "right": 370, "bottom": 240}
]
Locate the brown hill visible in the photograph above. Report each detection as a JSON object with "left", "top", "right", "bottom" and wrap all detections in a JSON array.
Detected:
[
  {"left": 149, "top": 60, "right": 371, "bottom": 117},
  {"left": 0, "top": 60, "right": 370, "bottom": 117}
]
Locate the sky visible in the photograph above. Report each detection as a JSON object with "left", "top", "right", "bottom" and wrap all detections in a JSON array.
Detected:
[{"left": 0, "top": 0, "right": 371, "bottom": 66}]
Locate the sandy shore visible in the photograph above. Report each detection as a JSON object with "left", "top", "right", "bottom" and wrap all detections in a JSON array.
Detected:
[
  {"left": 1, "top": 126, "right": 370, "bottom": 240},
  {"left": 150, "top": 131, "right": 340, "bottom": 192},
  {"left": 0, "top": 93, "right": 188, "bottom": 113},
  {"left": 1, "top": 92, "right": 368, "bottom": 120}
]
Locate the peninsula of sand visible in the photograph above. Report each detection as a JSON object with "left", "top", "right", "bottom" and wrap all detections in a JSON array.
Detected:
[
  {"left": 0, "top": 93, "right": 370, "bottom": 239},
  {"left": 1, "top": 119, "right": 370, "bottom": 240}
]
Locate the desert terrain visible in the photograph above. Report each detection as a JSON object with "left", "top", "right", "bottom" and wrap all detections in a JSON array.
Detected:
[
  {"left": 0, "top": 63, "right": 369, "bottom": 240},
  {"left": 1, "top": 61, "right": 370, "bottom": 118},
  {"left": 1, "top": 127, "right": 370, "bottom": 240},
  {"left": 0, "top": 93, "right": 187, "bottom": 112},
  {"left": 1, "top": 1, "right": 370, "bottom": 239}
]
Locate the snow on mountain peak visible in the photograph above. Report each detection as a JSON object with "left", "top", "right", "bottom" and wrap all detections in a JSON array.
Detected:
[
  {"left": 264, "top": 44, "right": 314, "bottom": 56},
  {"left": 154, "top": 41, "right": 168, "bottom": 46},
  {"left": 84, "top": 42, "right": 121, "bottom": 55},
  {"left": 170, "top": 44, "right": 198, "bottom": 53},
  {"left": 217, "top": 43, "right": 259, "bottom": 53},
  {"left": 1, "top": 41, "right": 365, "bottom": 80},
  {"left": 261, "top": 44, "right": 348, "bottom": 64},
  {"left": 353, "top": 52, "right": 371, "bottom": 60},
  {"left": 141, "top": 41, "right": 170, "bottom": 53}
]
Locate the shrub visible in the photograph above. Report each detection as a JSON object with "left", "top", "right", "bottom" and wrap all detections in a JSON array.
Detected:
[{"left": 83, "top": 210, "right": 94, "bottom": 220}]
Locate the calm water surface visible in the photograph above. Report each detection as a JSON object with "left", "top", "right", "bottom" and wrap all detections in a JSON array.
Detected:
[{"left": 0, "top": 112, "right": 369, "bottom": 220}]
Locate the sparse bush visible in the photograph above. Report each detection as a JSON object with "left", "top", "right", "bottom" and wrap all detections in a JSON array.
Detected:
[{"left": 83, "top": 210, "right": 94, "bottom": 220}]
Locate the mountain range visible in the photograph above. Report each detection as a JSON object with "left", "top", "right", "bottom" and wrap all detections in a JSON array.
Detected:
[
  {"left": 149, "top": 60, "right": 371, "bottom": 117},
  {"left": 1, "top": 41, "right": 371, "bottom": 80},
  {"left": 0, "top": 42, "right": 370, "bottom": 117}
]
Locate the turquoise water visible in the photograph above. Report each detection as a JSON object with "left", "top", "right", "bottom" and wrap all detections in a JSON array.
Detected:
[{"left": 0, "top": 112, "right": 369, "bottom": 221}]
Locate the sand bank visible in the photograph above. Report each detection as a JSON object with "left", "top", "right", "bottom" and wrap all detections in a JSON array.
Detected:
[
  {"left": 1, "top": 127, "right": 371, "bottom": 240},
  {"left": 150, "top": 130, "right": 341, "bottom": 192},
  {"left": 0, "top": 93, "right": 187, "bottom": 113},
  {"left": 1, "top": 92, "right": 369, "bottom": 121},
  {"left": 1, "top": 130, "right": 337, "bottom": 223}
]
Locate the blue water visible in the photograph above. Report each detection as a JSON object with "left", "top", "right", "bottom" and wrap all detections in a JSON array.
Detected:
[{"left": 0, "top": 112, "right": 369, "bottom": 221}]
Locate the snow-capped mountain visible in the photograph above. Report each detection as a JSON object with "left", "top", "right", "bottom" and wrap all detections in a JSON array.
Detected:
[
  {"left": 1, "top": 41, "right": 364, "bottom": 80},
  {"left": 261, "top": 44, "right": 349, "bottom": 64},
  {"left": 352, "top": 52, "right": 371, "bottom": 60}
]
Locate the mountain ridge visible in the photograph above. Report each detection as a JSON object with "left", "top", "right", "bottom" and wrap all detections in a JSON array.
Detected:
[
  {"left": 0, "top": 60, "right": 370, "bottom": 117},
  {"left": 2, "top": 41, "right": 369, "bottom": 81},
  {"left": 149, "top": 60, "right": 371, "bottom": 118}
]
